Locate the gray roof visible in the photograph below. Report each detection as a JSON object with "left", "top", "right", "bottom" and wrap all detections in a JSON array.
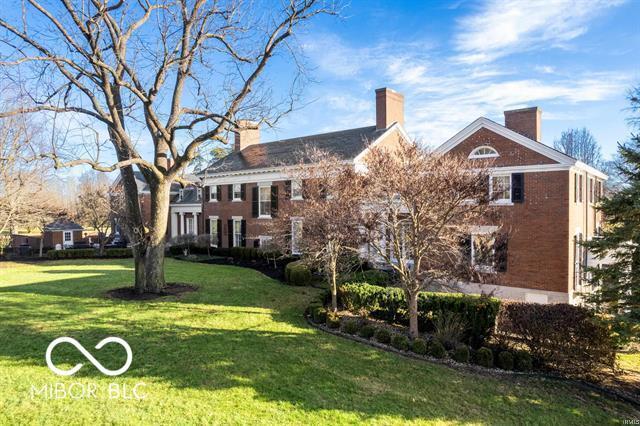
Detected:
[
  {"left": 201, "top": 125, "right": 382, "bottom": 175},
  {"left": 171, "top": 186, "right": 201, "bottom": 205},
  {"left": 44, "top": 219, "right": 84, "bottom": 231}
]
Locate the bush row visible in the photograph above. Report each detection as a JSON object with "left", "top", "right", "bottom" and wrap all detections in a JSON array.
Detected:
[
  {"left": 339, "top": 282, "right": 500, "bottom": 346},
  {"left": 495, "top": 301, "right": 615, "bottom": 378},
  {"left": 46, "top": 248, "right": 133, "bottom": 259},
  {"left": 168, "top": 244, "right": 282, "bottom": 261},
  {"left": 308, "top": 308, "right": 531, "bottom": 372}
]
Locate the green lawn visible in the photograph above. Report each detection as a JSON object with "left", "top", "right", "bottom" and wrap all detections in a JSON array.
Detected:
[{"left": 0, "top": 259, "right": 637, "bottom": 425}]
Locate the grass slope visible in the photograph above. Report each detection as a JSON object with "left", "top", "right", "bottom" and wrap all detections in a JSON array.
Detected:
[{"left": 0, "top": 259, "right": 636, "bottom": 425}]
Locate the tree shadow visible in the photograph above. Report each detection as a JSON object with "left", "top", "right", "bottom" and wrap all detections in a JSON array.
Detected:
[{"left": 0, "top": 260, "right": 635, "bottom": 423}]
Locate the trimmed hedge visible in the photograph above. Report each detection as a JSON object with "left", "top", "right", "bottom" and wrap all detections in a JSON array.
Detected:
[
  {"left": 427, "top": 340, "right": 447, "bottom": 359},
  {"left": 411, "top": 338, "right": 428, "bottom": 355},
  {"left": 495, "top": 302, "right": 616, "bottom": 378},
  {"left": 168, "top": 245, "right": 282, "bottom": 261},
  {"left": 285, "top": 261, "right": 312, "bottom": 286},
  {"left": 374, "top": 328, "right": 391, "bottom": 344},
  {"left": 497, "top": 351, "right": 514, "bottom": 370},
  {"left": 475, "top": 347, "right": 493, "bottom": 368},
  {"left": 358, "top": 324, "right": 376, "bottom": 339},
  {"left": 342, "top": 319, "right": 361, "bottom": 335},
  {"left": 339, "top": 282, "right": 500, "bottom": 345},
  {"left": 452, "top": 345, "right": 470, "bottom": 363},
  {"left": 326, "top": 312, "right": 341, "bottom": 329},
  {"left": 341, "top": 269, "right": 392, "bottom": 287},
  {"left": 46, "top": 248, "right": 133, "bottom": 259},
  {"left": 390, "top": 333, "right": 409, "bottom": 351}
]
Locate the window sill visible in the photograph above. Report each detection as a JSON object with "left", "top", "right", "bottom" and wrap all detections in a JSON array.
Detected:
[
  {"left": 232, "top": 199, "right": 242, "bottom": 202},
  {"left": 208, "top": 200, "right": 218, "bottom": 203},
  {"left": 291, "top": 196, "right": 303, "bottom": 201},
  {"left": 258, "top": 215, "right": 272, "bottom": 220},
  {"left": 474, "top": 265, "right": 497, "bottom": 274},
  {"left": 490, "top": 201, "right": 514, "bottom": 206}
]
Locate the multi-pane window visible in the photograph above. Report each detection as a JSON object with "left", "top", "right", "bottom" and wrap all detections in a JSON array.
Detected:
[
  {"left": 63, "top": 231, "right": 72, "bottom": 242},
  {"left": 291, "top": 219, "right": 303, "bottom": 255},
  {"left": 472, "top": 233, "right": 495, "bottom": 272},
  {"left": 233, "top": 183, "right": 242, "bottom": 201},
  {"left": 186, "top": 217, "right": 194, "bottom": 235},
  {"left": 469, "top": 146, "right": 499, "bottom": 159},
  {"left": 259, "top": 186, "right": 271, "bottom": 217},
  {"left": 291, "top": 179, "right": 303, "bottom": 200},
  {"left": 210, "top": 219, "right": 218, "bottom": 247},
  {"left": 197, "top": 187, "right": 202, "bottom": 201},
  {"left": 210, "top": 185, "right": 217, "bottom": 202},
  {"left": 490, "top": 175, "right": 511, "bottom": 203},
  {"left": 233, "top": 219, "right": 242, "bottom": 247}
]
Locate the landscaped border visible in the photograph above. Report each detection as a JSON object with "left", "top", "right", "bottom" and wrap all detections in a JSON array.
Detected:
[{"left": 305, "top": 313, "right": 640, "bottom": 409}]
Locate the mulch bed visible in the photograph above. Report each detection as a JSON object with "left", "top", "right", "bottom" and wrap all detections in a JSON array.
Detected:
[
  {"left": 198, "top": 257, "right": 286, "bottom": 281},
  {"left": 106, "top": 283, "right": 198, "bottom": 300}
]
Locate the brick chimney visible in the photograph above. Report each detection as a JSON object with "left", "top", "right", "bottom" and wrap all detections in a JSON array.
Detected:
[
  {"left": 234, "top": 120, "right": 260, "bottom": 152},
  {"left": 375, "top": 88, "right": 404, "bottom": 130},
  {"left": 504, "top": 107, "right": 542, "bottom": 141}
]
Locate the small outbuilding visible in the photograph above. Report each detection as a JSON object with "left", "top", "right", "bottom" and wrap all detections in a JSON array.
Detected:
[{"left": 43, "top": 219, "right": 84, "bottom": 249}]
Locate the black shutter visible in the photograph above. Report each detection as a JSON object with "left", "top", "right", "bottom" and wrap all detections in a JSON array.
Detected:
[
  {"left": 252, "top": 186, "right": 259, "bottom": 218},
  {"left": 495, "top": 234, "right": 508, "bottom": 272},
  {"left": 240, "top": 184, "right": 246, "bottom": 201},
  {"left": 228, "top": 185, "right": 233, "bottom": 201},
  {"left": 271, "top": 185, "right": 278, "bottom": 217},
  {"left": 217, "top": 219, "right": 222, "bottom": 247},
  {"left": 228, "top": 219, "right": 233, "bottom": 247},
  {"left": 284, "top": 180, "right": 292, "bottom": 198},
  {"left": 204, "top": 186, "right": 210, "bottom": 202},
  {"left": 253, "top": 239, "right": 260, "bottom": 248},
  {"left": 512, "top": 173, "right": 524, "bottom": 203},
  {"left": 301, "top": 180, "right": 307, "bottom": 199},
  {"left": 216, "top": 185, "right": 222, "bottom": 201},
  {"left": 205, "top": 218, "right": 211, "bottom": 234},
  {"left": 241, "top": 220, "right": 246, "bottom": 247},
  {"left": 460, "top": 234, "right": 472, "bottom": 265}
]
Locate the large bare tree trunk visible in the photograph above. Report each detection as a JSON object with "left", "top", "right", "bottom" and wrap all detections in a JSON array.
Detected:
[
  {"left": 143, "top": 179, "right": 171, "bottom": 293},
  {"left": 407, "top": 290, "right": 419, "bottom": 339}
]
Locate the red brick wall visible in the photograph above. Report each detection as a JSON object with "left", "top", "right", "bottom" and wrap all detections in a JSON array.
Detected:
[{"left": 448, "top": 129, "right": 570, "bottom": 294}]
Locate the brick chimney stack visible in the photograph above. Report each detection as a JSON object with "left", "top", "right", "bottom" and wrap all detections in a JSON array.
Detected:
[
  {"left": 504, "top": 107, "right": 542, "bottom": 142},
  {"left": 234, "top": 120, "right": 260, "bottom": 152},
  {"left": 375, "top": 88, "right": 404, "bottom": 130}
]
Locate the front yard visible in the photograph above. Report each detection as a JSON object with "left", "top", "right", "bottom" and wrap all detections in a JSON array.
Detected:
[{"left": 0, "top": 259, "right": 637, "bottom": 425}]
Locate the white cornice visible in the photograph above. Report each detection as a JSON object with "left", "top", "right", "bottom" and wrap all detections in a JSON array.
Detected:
[{"left": 353, "top": 122, "right": 409, "bottom": 165}]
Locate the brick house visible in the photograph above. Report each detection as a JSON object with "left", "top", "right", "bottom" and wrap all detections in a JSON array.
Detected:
[
  {"left": 196, "top": 88, "right": 408, "bottom": 251},
  {"left": 435, "top": 107, "right": 606, "bottom": 303},
  {"left": 42, "top": 219, "right": 85, "bottom": 249}
]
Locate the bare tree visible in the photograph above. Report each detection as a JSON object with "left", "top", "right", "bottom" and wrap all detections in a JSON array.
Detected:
[
  {"left": 361, "top": 141, "right": 494, "bottom": 338},
  {"left": 19, "top": 185, "right": 68, "bottom": 257},
  {"left": 0, "top": 111, "right": 49, "bottom": 235},
  {"left": 265, "top": 149, "right": 365, "bottom": 311},
  {"left": 0, "top": 1, "right": 337, "bottom": 293},
  {"left": 553, "top": 128, "right": 602, "bottom": 168},
  {"left": 76, "top": 172, "right": 112, "bottom": 255}
]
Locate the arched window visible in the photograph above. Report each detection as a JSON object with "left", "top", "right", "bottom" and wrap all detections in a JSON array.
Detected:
[{"left": 469, "top": 146, "right": 499, "bottom": 159}]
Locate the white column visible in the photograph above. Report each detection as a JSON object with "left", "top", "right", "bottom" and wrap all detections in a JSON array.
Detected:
[
  {"left": 179, "top": 212, "right": 184, "bottom": 235},
  {"left": 170, "top": 211, "right": 177, "bottom": 238}
]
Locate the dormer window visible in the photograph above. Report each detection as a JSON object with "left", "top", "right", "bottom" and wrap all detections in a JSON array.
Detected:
[
  {"left": 197, "top": 187, "right": 202, "bottom": 201},
  {"left": 469, "top": 146, "right": 499, "bottom": 159},
  {"left": 178, "top": 189, "right": 184, "bottom": 201}
]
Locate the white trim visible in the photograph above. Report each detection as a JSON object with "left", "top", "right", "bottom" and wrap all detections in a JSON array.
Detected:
[
  {"left": 257, "top": 181, "right": 272, "bottom": 187},
  {"left": 232, "top": 183, "right": 242, "bottom": 201},
  {"left": 231, "top": 215, "right": 243, "bottom": 220},
  {"left": 170, "top": 205, "right": 202, "bottom": 214},
  {"left": 208, "top": 215, "right": 219, "bottom": 220},
  {"left": 489, "top": 173, "right": 512, "bottom": 205},
  {"left": 469, "top": 145, "right": 499, "bottom": 159}
]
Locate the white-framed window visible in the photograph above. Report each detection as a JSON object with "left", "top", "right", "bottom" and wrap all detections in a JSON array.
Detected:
[
  {"left": 233, "top": 218, "right": 243, "bottom": 247},
  {"left": 469, "top": 146, "right": 499, "bottom": 159},
  {"left": 196, "top": 187, "right": 202, "bottom": 201},
  {"left": 210, "top": 218, "right": 218, "bottom": 247},
  {"left": 490, "top": 174, "right": 511, "bottom": 204},
  {"left": 258, "top": 235, "right": 272, "bottom": 248},
  {"left": 259, "top": 186, "right": 271, "bottom": 217},
  {"left": 186, "top": 217, "right": 194, "bottom": 235},
  {"left": 291, "top": 179, "right": 303, "bottom": 200},
  {"left": 471, "top": 232, "right": 496, "bottom": 273},
  {"left": 209, "top": 186, "right": 218, "bottom": 202},
  {"left": 63, "top": 231, "right": 72, "bottom": 242},
  {"left": 291, "top": 218, "right": 303, "bottom": 255},
  {"left": 233, "top": 183, "right": 242, "bottom": 201},
  {"left": 178, "top": 189, "right": 184, "bottom": 201}
]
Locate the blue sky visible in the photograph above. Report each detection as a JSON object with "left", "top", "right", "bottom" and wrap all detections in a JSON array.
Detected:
[{"left": 260, "top": 0, "right": 640, "bottom": 159}]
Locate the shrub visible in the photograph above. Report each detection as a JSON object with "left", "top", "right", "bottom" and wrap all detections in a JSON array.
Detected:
[
  {"left": 46, "top": 248, "right": 134, "bottom": 259},
  {"left": 326, "top": 312, "right": 341, "bottom": 329},
  {"left": 514, "top": 351, "right": 533, "bottom": 372},
  {"left": 411, "top": 338, "right": 428, "bottom": 355},
  {"left": 342, "top": 269, "right": 391, "bottom": 286},
  {"left": 497, "top": 351, "right": 514, "bottom": 370},
  {"left": 428, "top": 340, "right": 447, "bottom": 359},
  {"left": 104, "top": 248, "right": 133, "bottom": 258},
  {"left": 339, "top": 282, "right": 500, "bottom": 345},
  {"left": 342, "top": 319, "right": 361, "bottom": 335},
  {"left": 285, "top": 261, "right": 312, "bottom": 286},
  {"left": 475, "top": 347, "right": 493, "bottom": 368},
  {"left": 358, "top": 324, "right": 376, "bottom": 339},
  {"left": 452, "top": 345, "right": 470, "bottom": 363},
  {"left": 311, "top": 307, "right": 327, "bottom": 324},
  {"left": 433, "top": 312, "right": 467, "bottom": 349},
  {"left": 305, "top": 303, "right": 322, "bottom": 317},
  {"left": 495, "top": 302, "right": 616, "bottom": 378},
  {"left": 374, "top": 328, "right": 391, "bottom": 344},
  {"left": 390, "top": 333, "right": 409, "bottom": 351}
]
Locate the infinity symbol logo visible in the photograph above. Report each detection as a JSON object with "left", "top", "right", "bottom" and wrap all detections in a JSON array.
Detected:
[{"left": 45, "top": 337, "right": 133, "bottom": 377}]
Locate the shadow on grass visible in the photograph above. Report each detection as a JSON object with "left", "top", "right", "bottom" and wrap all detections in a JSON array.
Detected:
[{"left": 0, "top": 259, "right": 634, "bottom": 423}]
